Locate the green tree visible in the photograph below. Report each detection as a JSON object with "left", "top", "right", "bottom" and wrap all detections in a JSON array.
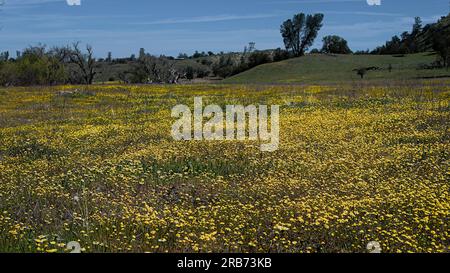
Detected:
[
  {"left": 432, "top": 30, "right": 450, "bottom": 68},
  {"left": 106, "top": 52, "right": 112, "bottom": 63},
  {"left": 281, "top": 13, "right": 324, "bottom": 57},
  {"left": 0, "top": 45, "right": 67, "bottom": 86},
  {"left": 185, "top": 66, "right": 195, "bottom": 81},
  {"left": 273, "top": 48, "right": 290, "bottom": 61},
  {"left": 412, "top": 17, "right": 423, "bottom": 36},
  {"left": 321, "top": 35, "right": 352, "bottom": 54},
  {"left": 248, "top": 51, "right": 271, "bottom": 68},
  {"left": 139, "top": 48, "right": 146, "bottom": 60},
  {"left": 212, "top": 55, "right": 235, "bottom": 78},
  {"left": 0, "top": 51, "right": 9, "bottom": 61}
]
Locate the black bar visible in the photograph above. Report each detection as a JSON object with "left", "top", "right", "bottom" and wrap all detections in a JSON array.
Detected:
[{"left": 0, "top": 253, "right": 446, "bottom": 272}]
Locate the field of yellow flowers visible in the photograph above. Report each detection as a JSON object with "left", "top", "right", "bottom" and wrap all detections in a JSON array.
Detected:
[{"left": 0, "top": 81, "right": 448, "bottom": 253}]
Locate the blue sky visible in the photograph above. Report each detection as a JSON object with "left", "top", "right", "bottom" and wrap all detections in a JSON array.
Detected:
[{"left": 0, "top": 0, "right": 448, "bottom": 57}]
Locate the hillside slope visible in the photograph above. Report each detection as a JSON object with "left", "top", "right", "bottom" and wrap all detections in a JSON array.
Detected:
[
  {"left": 224, "top": 53, "right": 449, "bottom": 84},
  {"left": 417, "top": 13, "right": 450, "bottom": 51}
]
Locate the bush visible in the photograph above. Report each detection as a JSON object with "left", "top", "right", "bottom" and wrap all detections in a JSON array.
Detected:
[
  {"left": 273, "top": 48, "right": 290, "bottom": 61},
  {"left": 0, "top": 46, "right": 67, "bottom": 86},
  {"left": 247, "top": 51, "right": 271, "bottom": 68},
  {"left": 212, "top": 56, "right": 236, "bottom": 78},
  {"left": 321, "top": 35, "right": 352, "bottom": 54},
  {"left": 185, "top": 66, "right": 195, "bottom": 80}
]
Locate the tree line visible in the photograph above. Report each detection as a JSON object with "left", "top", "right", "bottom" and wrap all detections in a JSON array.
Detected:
[
  {"left": 0, "top": 43, "right": 97, "bottom": 86},
  {"left": 1, "top": 12, "right": 449, "bottom": 86},
  {"left": 370, "top": 14, "right": 450, "bottom": 68},
  {"left": 0, "top": 11, "right": 330, "bottom": 86}
]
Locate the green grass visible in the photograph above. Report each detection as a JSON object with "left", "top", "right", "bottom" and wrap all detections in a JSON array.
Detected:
[{"left": 224, "top": 53, "right": 450, "bottom": 84}]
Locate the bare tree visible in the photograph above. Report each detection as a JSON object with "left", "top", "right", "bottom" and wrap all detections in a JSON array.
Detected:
[
  {"left": 169, "top": 64, "right": 186, "bottom": 84},
  {"left": 133, "top": 54, "right": 183, "bottom": 84},
  {"left": 67, "top": 42, "right": 97, "bottom": 84}
]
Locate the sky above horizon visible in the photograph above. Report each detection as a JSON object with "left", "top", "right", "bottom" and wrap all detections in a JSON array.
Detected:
[{"left": 0, "top": 0, "right": 448, "bottom": 58}]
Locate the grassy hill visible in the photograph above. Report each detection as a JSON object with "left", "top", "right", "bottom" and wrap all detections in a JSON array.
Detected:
[{"left": 224, "top": 53, "right": 450, "bottom": 84}]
